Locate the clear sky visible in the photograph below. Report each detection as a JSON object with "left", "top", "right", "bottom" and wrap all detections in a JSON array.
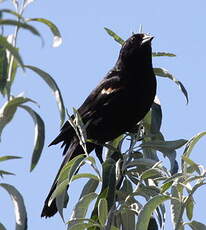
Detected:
[{"left": 1, "top": 0, "right": 206, "bottom": 229}]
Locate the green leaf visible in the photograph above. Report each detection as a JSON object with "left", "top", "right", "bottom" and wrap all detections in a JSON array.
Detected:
[
  {"left": 71, "top": 173, "right": 99, "bottom": 182},
  {"left": 152, "top": 52, "right": 176, "bottom": 57},
  {"left": 0, "top": 35, "right": 24, "bottom": 69},
  {"left": 3, "top": 49, "right": 18, "bottom": 97},
  {"left": 69, "top": 223, "right": 100, "bottom": 230},
  {"left": 19, "top": 105, "right": 45, "bottom": 171},
  {"left": 0, "top": 9, "right": 25, "bottom": 20},
  {"left": 0, "top": 19, "right": 41, "bottom": 37},
  {"left": 183, "top": 132, "right": 206, "bottom": 158},
  {"left": 49, "top": 178, "right": 69, "bottom": 207},
  {"left": 140, "top": 139, "right": 187, "bottom": 153},
  {"left": 58, "top": 154, "right": 85, "bottom": 184},
  {"left": 0, "top": 45, "right": 8, "bottom": 94},
  {"left": 49, "top": 154, "right": 85, "bottom": 217},
  {"left": 126, "top": 158, "right": 158, "bottom": 169},
  {"left": 0, "top": 155, "right": 21, "bottom": 162},
  {"left": 0, "top": 183, "right": 27, "bottom": 230},
  {"left": 133, "top": 184, "right": 160, "bottom": 198},
  {"left": 0, "top": 223, "right": 6, "bottom": 230},
  {"left": 56, "top": 186, "right": 68, "bottom": 222},
  {"left": 90, "top": 158, "right": 116, "bottom": 225},
  {"left": 101, "top": 158, "right": 116, "bottom": 209},
  {"left": 104, "top": 27, "right": 125, "bottom": 45},
  {"left": 171, "top": 186, "right": 182, "bottom": 229},
  {"left": 154, "top": 67, "right": 189, "bottom": 104},
  {"left": 69, "top": 193, "right": 98, "bottom": 225},
  {"left": 27, "top": 18, "right": 62, "bottom": 47},
  {"left": 136, "top": 195, "right": 171, "bottom": 230},
  {"left": 79, "top": 178, "right": 99, "bottom": 199},
  {"left": 160, "top": 181, "right": 173, "bottom": 193},
  {"left": 106, "top": 134, "right": 123, "bottom": 158},
  {"left": 24, "top": 65, "right": 66, "bottom": 126},
  {"left": 186, "top": 221, "right": 206, "bottom": 230},
  {"left": 141, "top": 168, "right": 163, "bottom": 180},
  {"left": 182, "top": 156, "right": 201, "bottom": 175},
  {"left": 121, "top": 209, "right": 136, "bottom": 230},
  {"left": 0, "top": 170, "right": 15, "bottom": 177},
  {"left": 0, "top": 95, "right": 36, "bottom": 140},
  {"left": 186, "top": 196, "right": 194, "bottom": 220},
  {"left": 120, "top": 178, "right": 133, "bottom": 197},
  {"left": 98, "top": 198, "right": 108, "bottom": 226},
  {"left": 110, "top": 226, "right": 120, "bottom": 230}
]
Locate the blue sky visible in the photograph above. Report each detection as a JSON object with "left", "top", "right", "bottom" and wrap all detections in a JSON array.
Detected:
[{"left": 1, "top": 0, "right": 206, "bottom": 229}]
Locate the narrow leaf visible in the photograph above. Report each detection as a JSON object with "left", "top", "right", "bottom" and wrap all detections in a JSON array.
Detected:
[
  {"left": 101, "top": 158, "right": 116, "bottom": 209},
  {"left": 69, "top": 193, "right": 98, "bottom": 223},
  {"left": 71, "top": 173, "right": 99, "bottom": 182},
  {"left": 69, "top": 223, "right": 100, "bottom": 230},
  {"left": 0, "top": 170, "right": 15, "bottom": 177},
  {"left": 0, "top": 155, "right": 21, "bottom": 162},
  {"left": 171, "top": 186, "right": 182, "bottom": 229},
  {"left": 0, "top": 45, "right": 8, "bottom": 94},
  {"left": 27, "top": 18, "right": 62, "bottom": 47},
  {"left": 183, "top": 132, "right": 206, "bottom": 158},
  {"left": 186, "top": 196, "right": 194, "bottom": 220},
  {"left": 121, "top": 209, "right": 136, "bottom": 230},
  {"left": 49, "top": 155, "right": 86, "bottom": 216},
  {"left": 141, "top": 168, "right": 163, "bottom": 180},
  {"left": 0, "top": 9, "right": 25, "bottom": 20},
  {"left": 110, "top": 226, "right": 120, "bottom": 230},
  {"left": 0, "top": 19, "right": 41, "bottom": 37},
  {"left": 182, "top": 156, "right": 201, "bottom": 175},
  {"left": 3, "top": 50, "right": 18, "bottom": 97},
  {"left": 154, "top": 67, "right": 188, "bottom": 104},
  {"left": 24, "top": 65, "right": 65, "bottom": 126},
  {"left": 160, "top": 181, "right": 173, "bottom": 193},
  {"left": 49, "top": 179, "right": 69, "bottom": 206},
  {"left": 20, "top": 105, "right": 45, "bottom": 171},
  {"left": 186, "top": 221, "right": 206, "bottom": 230},
  {"left": 104, "top": 27, "right": 124, "bottom": 45},
  {"left": 152, "top": 52, "right": 176, "bottom": 57},
  {"left": 58, "top": 154, "right": 85, "bottom": 184},
  {"left": 0, "top": 223, "right": 6, "bottom": 230},
  {"left": 0, "top": 183, "right": 27, "bottom": 230},
  {"left": 79, "top": 178, "right": 99, "bottom": 199},
  {"left": 98, "top": 198, "right": 108, "bottom": 226},
  {"left": 0, "top": 35, "right": 24, "bottom": 69},
  {"left": 0, "top": 95, "right": 36, "bottom": 140},
  {"left": 90, "top": 158, "right": 116, "bottom": 225},
  {"left": 140, "top": 139, "right": 187, "bottom": 153},
  {"left": 136, "top": 195, "right": 171, "bottom": 230}
]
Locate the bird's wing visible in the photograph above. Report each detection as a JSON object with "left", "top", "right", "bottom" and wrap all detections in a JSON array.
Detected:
[
  {"left": 49, "top": 70, "right": 122, "bottom": 147},
  {"left": 78, "top": 72, "right": 123, "bottom": 120}
]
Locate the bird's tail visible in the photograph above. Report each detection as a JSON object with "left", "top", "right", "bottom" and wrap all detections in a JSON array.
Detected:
[{"left": 41, "top": 138, "right": 94, "bottom": 218}]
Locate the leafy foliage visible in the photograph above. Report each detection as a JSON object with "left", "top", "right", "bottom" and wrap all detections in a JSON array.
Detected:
[
  {"left": 49, "top": 29, "right": 205, "bottom": 230},
  {"left": 0, "top": 2, "right": 206, "bottom": 230},
  {"left": 0, "top": 0, "right": 64, "bottom": 229}
]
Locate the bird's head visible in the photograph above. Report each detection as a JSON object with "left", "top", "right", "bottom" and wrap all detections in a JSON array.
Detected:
[{"left": 117, "top": 33, "right": 154, "bottom": 71}]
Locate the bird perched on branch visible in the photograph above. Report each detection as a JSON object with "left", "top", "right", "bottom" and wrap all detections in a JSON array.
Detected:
[{"left": 41, "top": 33, "right": 157, "bottom": 218}]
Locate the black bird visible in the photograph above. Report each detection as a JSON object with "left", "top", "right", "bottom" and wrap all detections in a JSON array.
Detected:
[{"left": 41, "top": 33, "right": 157, "bottom": 218}]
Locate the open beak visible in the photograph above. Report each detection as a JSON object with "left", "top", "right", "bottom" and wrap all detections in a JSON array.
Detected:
[{"left": 141, "top": 34, "right": 154, "bottom": 45}]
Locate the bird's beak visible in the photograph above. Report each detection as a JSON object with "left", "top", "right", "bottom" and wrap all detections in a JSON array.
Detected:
[{"left": 141, "top": 34, "right": 154, "bottom": 45}]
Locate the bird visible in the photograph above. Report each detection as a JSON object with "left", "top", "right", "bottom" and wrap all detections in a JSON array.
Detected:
[{"left": 41, "top": 33, "right": 157, "bottom": 218}]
